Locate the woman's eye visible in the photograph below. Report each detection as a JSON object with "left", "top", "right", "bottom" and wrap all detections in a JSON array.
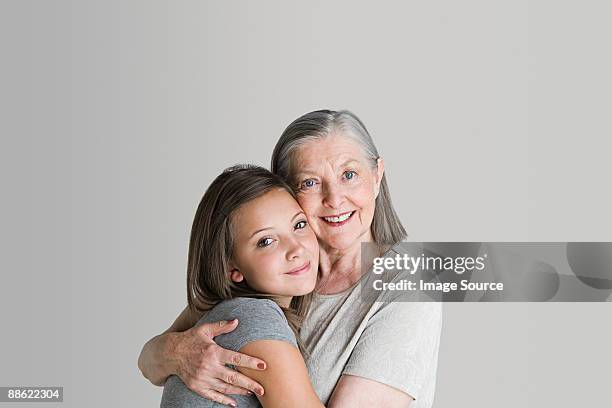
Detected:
[
  {"left": 295, "top": 220, "right": 308, "bottom": 230},
  {"left": 301, "top": 179, "right": 316, "bottom": 189},
  {"left": 257, "top": 237, "right": 274, "bottom": 248},
  {"left": 344, "top": 170, "right": 357, "bottom": 180}
]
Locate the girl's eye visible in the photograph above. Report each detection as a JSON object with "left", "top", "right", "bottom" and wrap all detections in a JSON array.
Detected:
[
  {"left": 300, "top": 179, "right": 316, "bottom": 189},
  {"left": 344, "top": 170, "right": 357, "bottom": 180},
  {"left": 257, "top": 237, "right": 274, "bottom": 248},
  {"left": 295, "top": 220, "right": 308, "bottom": 230}
]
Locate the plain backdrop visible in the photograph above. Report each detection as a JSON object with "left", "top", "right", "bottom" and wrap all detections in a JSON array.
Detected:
[{"left": 1, "top": 1, "right": 611, "bottom": 407}]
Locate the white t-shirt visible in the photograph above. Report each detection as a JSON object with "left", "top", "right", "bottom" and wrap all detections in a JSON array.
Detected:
[{"left": 301, "top": 244, "right": 443, "bottom": 407}]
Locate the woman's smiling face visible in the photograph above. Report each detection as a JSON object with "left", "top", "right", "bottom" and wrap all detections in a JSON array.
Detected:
[{"left": 291, "top": 133, "right": 384, "bottom": 252}]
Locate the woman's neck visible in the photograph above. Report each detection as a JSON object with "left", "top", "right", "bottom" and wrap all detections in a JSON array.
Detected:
[{"left": 316, "top": 236, "right": 384, "bottom": 295}]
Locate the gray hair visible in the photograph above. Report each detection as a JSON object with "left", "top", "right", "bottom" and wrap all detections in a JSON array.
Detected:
[{"left": 271, "top": 109, "right": 407, "bottom": 245}]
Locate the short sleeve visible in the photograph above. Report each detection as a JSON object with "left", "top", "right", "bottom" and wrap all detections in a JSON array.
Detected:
[
  {"left": 160, "top": 299, "right": 299, "bottom": 408},
  {"left": 341, "top": 301, "right": 442, "bottom": 402},
  {"left": 201, "top": 298, "right": 298, "bottom": 352}
]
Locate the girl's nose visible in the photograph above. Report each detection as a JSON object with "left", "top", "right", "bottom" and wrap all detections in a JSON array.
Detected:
[{"left": 286, "top": 237, "right": 306, "bottom": 260}]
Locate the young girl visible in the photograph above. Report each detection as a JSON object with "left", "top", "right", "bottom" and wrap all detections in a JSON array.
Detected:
[{"left": 161, "top": 165, "right": 325, "bottom": 408}]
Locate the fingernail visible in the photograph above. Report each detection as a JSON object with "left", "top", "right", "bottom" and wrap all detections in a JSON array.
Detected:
[
  {"left": 257, "top": 363, "right": 265, "bottom": 369},
  {"left": 229, "top": 403, "right": 237, "bottom": 407},
  {"left": 257, "top": 388, "right": 264, "bottom": 396}
]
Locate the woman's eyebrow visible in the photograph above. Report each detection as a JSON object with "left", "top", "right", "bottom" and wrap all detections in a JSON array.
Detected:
[
  {"left": 339, "top": 159, "right": 359, "bottom": 168},
  {"left": 295, "top": 160, "right": 358, "bottom": 176},
  {"left": 293, "top": 160, "right": 359, "bottom": 181},
  {"left": 293, "top": 170, "right": 314, "bottom": 179},
  {"left": 249, "top": 227, "right": 272, "bottom": 238}
]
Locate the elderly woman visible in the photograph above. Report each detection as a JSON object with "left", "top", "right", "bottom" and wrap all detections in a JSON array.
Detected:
[{"left": 138, "top": 110, "right": 442, "bottom": 407}]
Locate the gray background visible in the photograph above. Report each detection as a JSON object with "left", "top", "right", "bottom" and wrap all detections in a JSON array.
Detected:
[{"left": 1, "top": 1, "right": 611, "bottom": 407}]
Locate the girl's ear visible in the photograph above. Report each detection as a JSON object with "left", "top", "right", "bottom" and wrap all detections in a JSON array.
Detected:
[
  {"left": 229, "top": 270, "right": 245, "bottom": 283},
  {"left": 227, "top": 261, "right": 245, "bottom": 283}
]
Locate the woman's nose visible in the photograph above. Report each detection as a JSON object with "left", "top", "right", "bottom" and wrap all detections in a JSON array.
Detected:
[{"left": 322, "top": 182, "right": 345, "bottom": 209}]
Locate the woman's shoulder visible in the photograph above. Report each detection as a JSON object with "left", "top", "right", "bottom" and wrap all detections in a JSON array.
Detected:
[{"left": 197, "top": 297, "right": 296, "bottom": 352}]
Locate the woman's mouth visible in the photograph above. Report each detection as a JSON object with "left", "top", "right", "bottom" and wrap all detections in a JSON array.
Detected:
[
  {"left": 286, "top": 261, "right": 311, "bottom": 276},
  {"left": 321, "top": 211, "right": 355, "bottom": 227}
]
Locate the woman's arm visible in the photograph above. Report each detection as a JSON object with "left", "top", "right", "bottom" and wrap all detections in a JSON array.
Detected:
[
  {"left": 327, "top": 375, "right": 413, "bottom": 408},
  {"left": 326, "top": 300, "right": 442, "bottom": 408},
  {"left": 237, "top": 340, "right": 324, "bottom": 408},
  {"left": 138, "top": 305, "right": 200, "bottom": 385},
  {"left": 137, "top": 305, "right": 267, "bottom": 406}
]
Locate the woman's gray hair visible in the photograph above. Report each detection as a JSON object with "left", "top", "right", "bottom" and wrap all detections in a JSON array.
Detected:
[{"left": 271, "top": 109, "right": 407, "bottom": 245}]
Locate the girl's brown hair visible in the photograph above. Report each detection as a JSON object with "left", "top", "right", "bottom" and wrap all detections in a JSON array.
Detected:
[{"left": 187, "top": 164, "right": 313, "bottom": 351}]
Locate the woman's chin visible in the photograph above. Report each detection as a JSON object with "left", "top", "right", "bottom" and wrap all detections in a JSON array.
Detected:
[
  {"left": 319, "top": 223, "right": 375, "bottom": 252},
  {"left": 320, "top": 235, "right": 363, "bottom": 253}
]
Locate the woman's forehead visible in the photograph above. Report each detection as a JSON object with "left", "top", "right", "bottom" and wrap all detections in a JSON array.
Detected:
[{"left": 291, "top": 133, "right": 367, "bottom": 170}]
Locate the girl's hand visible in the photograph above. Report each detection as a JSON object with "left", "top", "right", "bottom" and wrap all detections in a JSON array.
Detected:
[{"left": 170, "top": 319, "right": 267, "bottom": 407}]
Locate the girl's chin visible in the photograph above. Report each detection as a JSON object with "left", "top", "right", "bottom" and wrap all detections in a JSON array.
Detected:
[{"left": 288, "top": 283, "right": 317, "bottom": 297}]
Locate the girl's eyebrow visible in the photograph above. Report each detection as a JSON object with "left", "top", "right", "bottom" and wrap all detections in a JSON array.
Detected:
[
  {"left": 249, "top": 211, "right": 304, "bottom": 238},
  {"left": 250, "top": 227, "right": 272, "bottom": 239},
  {"left": 291, "top": 211, "right": 305, "bottom": 221}
]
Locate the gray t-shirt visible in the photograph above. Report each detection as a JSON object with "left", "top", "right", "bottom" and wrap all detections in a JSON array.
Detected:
[
  {"left": 161, "top": 297, "right": 297, "bottom": 408},
  {"left": 301, "top": 244, "right": 443, "bottom": 407}
]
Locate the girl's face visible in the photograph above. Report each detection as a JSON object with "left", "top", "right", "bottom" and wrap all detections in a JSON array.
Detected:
[
  {"left": 228, "top": 188, "right": 319, "bottom": 303},
  {"left": 291, "top": 133, "right": 384, "bottom": 252}
]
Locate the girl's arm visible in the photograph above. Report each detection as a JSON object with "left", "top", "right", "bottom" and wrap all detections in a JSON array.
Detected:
[
  {"left": 239, "top": 342, "right": 412, "bottom": 408},
  {"left": 237, "top": 340, "right": 324, "bottom": 408},
  {"left": 137, "top": 305, "right": 267, "bottom": 406}
]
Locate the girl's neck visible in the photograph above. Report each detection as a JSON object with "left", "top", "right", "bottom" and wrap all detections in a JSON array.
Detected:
[{"left": 274, "top": 295, "right": 292, "bottom": 308}]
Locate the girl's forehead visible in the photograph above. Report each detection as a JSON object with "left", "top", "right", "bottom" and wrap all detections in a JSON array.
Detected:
[{"left": 232, "top": 189, "right": 300, "bottom": 228}]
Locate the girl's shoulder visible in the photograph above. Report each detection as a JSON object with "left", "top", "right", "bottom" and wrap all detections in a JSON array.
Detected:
[
  {"left": 207, "top": 297, "right": 285, "bottom": 321},
  {"left": 196, "top": 297, "right": 296, "bottom": 352}
]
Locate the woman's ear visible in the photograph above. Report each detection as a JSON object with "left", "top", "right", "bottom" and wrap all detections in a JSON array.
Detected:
[
  {"left": 227, "top": 262, "right": 245, "bottom": 283},
  {"left": 375, "top": 157, "right": 385, "bottom": 198}
]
